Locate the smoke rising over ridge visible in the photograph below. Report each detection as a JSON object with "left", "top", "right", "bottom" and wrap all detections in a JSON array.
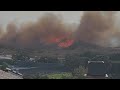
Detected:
[
  {"left": 75, "top": 11, "right": 120, "bottom": 47},
  {"left": 0, "top": 11, "right": 120, "bottom": 49},
  {"left": 0, "top": 13, "right": 75, "bottom": 48}
]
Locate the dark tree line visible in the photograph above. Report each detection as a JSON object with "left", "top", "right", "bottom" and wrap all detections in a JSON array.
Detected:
[
  {"left": 64, "top": 54, "right": 90, "bottom": 70},
  {"left": 12, "top": 50, "right": 30, "bottom": 61}
]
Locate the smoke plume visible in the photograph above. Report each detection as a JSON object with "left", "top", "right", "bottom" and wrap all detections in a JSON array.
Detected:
[
  {"left": 0, "top": 11, "right": 120, "bottom": 49},
  {"left": 75, "top": 11, "right": 119, "bottom": 47},
  {"left": 0, "top": 13, "right": 74, "bottom": 49}
]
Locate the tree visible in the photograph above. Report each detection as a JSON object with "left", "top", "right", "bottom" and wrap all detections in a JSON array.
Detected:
[
  {"left": 23, "top": 74, "right": 49, "bottom": 79},
  {"left": 65, "top": 54, "right": 89, "bottom": 70},
  {"left": 109, "top": 53, "right": 120, "bottom": 61},
  {"left": 12, "top": 50, "right": 30, "bottom": 61},
  {"left": 36, "top": 56, "right": 57, "bottom": 63},
  {"left": 91, "top": 55, "right": 109, "bottom": 61},
  {"left": 72, "top": 66, "right": 87, "bottom": 79},
  {"left": 0, "top": 62, "right": 9, "bottom": 71},
  {"left": 81, "top": 51, "right": 101, "bottom": 59}
]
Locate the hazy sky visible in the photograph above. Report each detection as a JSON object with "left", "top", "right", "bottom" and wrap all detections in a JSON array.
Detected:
[
  {"left": 0, "top": 11, "right": 83, "bottom": 28},
  {"left": 1, "top": 11, "right": 120, "bottom": 29}
]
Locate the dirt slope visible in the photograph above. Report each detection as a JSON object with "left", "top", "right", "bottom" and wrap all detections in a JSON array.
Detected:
[{"left": 0, "top": 70, "right": 22, "bottom": 79}]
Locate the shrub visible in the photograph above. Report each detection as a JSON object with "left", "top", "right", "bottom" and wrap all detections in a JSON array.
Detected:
[
  {"left": 0, "top": 62, "right": 9, "bottom": 71},
  {"left": 72, "top": 66, "right": 87, "bottom": 79},
  {"left": 23, "top": 74, "right": 49, "bottom": 79}
]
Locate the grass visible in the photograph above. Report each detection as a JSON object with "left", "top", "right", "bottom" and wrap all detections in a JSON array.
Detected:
[
  {"left": 47, "top": 73, "right": 73, "bottom": 79},
  {"left": 23, "top": 73, "right": 73, "bottom": 79}
]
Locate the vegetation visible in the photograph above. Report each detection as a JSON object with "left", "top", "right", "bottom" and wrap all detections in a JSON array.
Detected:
[
  {"left": 0, "top": 62, "right": 9, "bottom": 71},
  {"left": 1, "top": 44, "right": 120, "bottom": 79},
  {"left": 65, "top": 54, "right": 89, "bottom": 70},
  {"left": 23, "top": 73, "right": 73, "bottom": 79},
  {"left": 47, "top": 73, "right": 73, "bottom": 79},
  {"left": 36, "top": 56, "right": 58, "bottom": 63},
  {"left": 23, "top": 74, "right": 49, "bottom": 79},
  {"left": 72, "top": 66, "right": 87, "bottom": 79},
  {"left": 109, "top": 53, "right": 120, "bottom": 61},
  {"left": 23, "top": 67, "right": 87, "bottom": 79},
  {"left": 80, "top": 51, "right": 99, "bottom": 58},
  {"left": 0, "top": 59, "right": 14, "bottom": 65},
  {"left": 12, "top": 50, "right": 30, "bottom": 61}
]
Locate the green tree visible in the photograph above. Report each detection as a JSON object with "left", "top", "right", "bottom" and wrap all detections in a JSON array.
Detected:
[
  {"left": 81, "top": 51, "right": 100, "bottom": 58},
  {"left": 12, "top": 50, "right": 30, "bottom": 61},
  {"left": 0, "top": 62, "right": 9, "bottom": 71},
  {"left": 65, "top": 55, "right": 89, "bottom": 70},
  {"left": 91, "top": 55, "right": 109, "bottom": 61},
  {"left": 72, "top": 66, "right": 87, "bottom": 79},
  {"left": 109, "top": 53, "right": 120, "bottom": 61}
]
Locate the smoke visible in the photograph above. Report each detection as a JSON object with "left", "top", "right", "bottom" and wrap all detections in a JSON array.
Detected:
[
  {"left": 0, "top": 13, "right": 75, "bottom": 49},
  {"left": 75, "top": 11, "right": 120, "bottom": 47},
  {"left": 0, "top": 11, "right": 120, "bottom": 49}
]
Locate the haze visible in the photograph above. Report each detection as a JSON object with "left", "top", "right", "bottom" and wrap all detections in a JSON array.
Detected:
[{"left": 0, "top": 11, "right": 83, "bottom": 28}]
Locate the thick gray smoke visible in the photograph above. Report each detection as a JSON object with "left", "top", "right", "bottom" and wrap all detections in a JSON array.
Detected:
[
  {"left": 75, "top": 11, "right": 120, "bottom": 47},
  {"left": 0, "top": 11, "right": 120, "bottom": 49},
  {"left": 0, "top": 13, "right": 75, "bottom": 48}
]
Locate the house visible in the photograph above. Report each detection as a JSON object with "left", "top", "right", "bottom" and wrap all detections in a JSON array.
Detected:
[{"left": 84, "top": 61, "right": 109, "bottom": 79}]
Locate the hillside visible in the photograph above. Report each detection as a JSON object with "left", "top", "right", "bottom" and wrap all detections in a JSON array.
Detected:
[
  {"left": 0, "top": 70, "right": 22, "bottom": 79},
  {"left": 0, "top": 40, "right": 120, "bottom": 57}
]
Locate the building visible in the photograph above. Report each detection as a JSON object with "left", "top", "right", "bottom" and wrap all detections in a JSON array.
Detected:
[{"left": 84, "top": 61, "right": 109, "bottom": 79}]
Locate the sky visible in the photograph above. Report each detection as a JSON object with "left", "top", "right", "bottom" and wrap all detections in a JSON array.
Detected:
[
  {"left": 0, "top": 11, "right": 83, "bottom": 28},
  {"left": 0, "top": 11, "right": 120, "bottom": 30}
]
